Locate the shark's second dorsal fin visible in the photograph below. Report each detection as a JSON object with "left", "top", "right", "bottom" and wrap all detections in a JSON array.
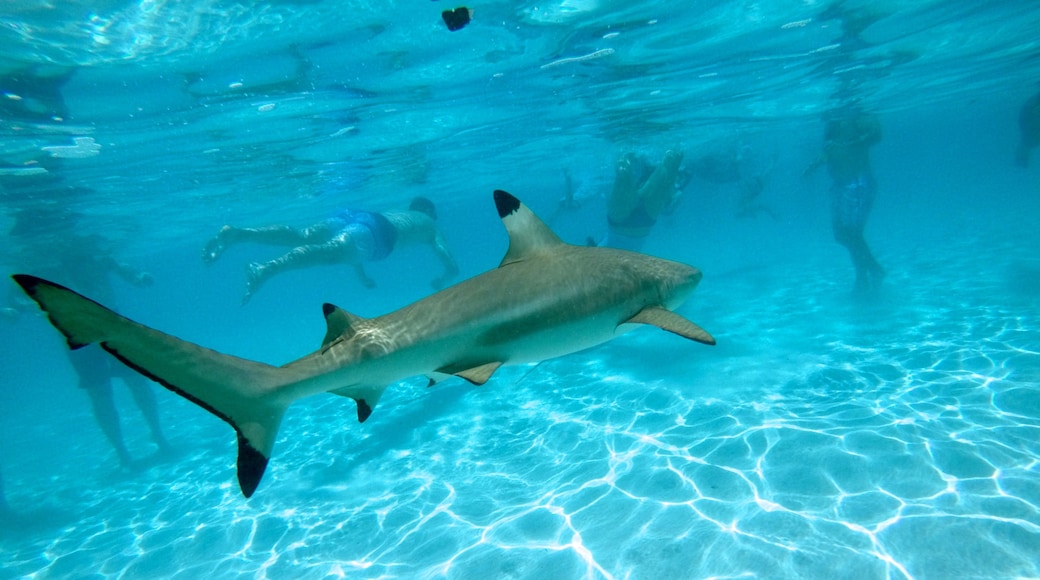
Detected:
[
  {"left": 494, "top": 190, "right": 564, "bottom": 267},
  {"left": 321, "top": 303, "right": 364, "bottom": 352}
]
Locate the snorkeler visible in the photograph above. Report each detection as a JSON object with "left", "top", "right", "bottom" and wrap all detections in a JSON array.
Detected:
[
  {"left": 2, "top": 206, "right": 173, "bottom": 467},
  {"left": 202, "top": 197, "right": 460, "bottom": 303},
  {"left": 805, "top": 108, "right": 886, "bottom": 294},
  {"left": 602, "top": 150, "right": 685, "bottom": 251},
  {"left": 1016, "top": 90, "right": 1040, "bottom": 168}
]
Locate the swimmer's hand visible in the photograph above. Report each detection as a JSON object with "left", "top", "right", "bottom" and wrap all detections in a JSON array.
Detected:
[{"left": 134, "top": 272, "right": 155, "bottom": 287}]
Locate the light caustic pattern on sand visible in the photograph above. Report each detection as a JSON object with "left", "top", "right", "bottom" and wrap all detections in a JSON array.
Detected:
[{"left": 3, "top": 241, "right": 1040, "bottom": 579}]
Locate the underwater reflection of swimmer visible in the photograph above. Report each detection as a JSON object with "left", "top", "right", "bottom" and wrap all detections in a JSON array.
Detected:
[
  {"left": 805, "top": 108, "right": 886, "bottom": 295},
  {"left": 814, "top": 1, "right": 918, "bottom": 95},
  {"left": 0, "top": 66, "right": 73, "bottom": 124},
  {"left": 602, "top": 150, "right": 685, "bottom": 251},
  {"left": 202, "top": 196, "right": 459, "bottom": 303},
  {"left": 3, "top": 206, "right": 173, "bottom": 467},
  {"left": 1016, "top": 90, "right": 1040, "bottom": 168}
]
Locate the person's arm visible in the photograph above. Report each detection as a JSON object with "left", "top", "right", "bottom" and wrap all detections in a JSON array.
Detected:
[
  {"left": 353, "top": 263, "right": 376, "bottom": 289},
  {"left": 105, "top": 256, "right": 154, "bottom": 287},
  {"left": 429, "top": 230, "right": 459, "bottom": 290},
  {"left": 803, "top": 151, "right": 827, "bottom": 178}
]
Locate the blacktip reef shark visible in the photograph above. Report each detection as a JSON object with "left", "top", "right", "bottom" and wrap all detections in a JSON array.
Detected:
[{"left": 13, "top": 190, "right": 715, "bottom": 498}]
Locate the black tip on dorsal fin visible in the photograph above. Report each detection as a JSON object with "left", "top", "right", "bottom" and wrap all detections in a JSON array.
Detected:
[
  {"left": 494, "top": 190, "right": 564, "bottom": 267},
  {"left": 321, "top": 302, "right": 363, "bottom": 350},
  {"left": 494, "top": 190, "right": 520, "bottom": 218}
]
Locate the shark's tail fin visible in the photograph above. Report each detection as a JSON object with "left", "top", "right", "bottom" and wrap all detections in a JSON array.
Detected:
[{"left": 13, "top": 274, "right": 296, "bottom": 497}]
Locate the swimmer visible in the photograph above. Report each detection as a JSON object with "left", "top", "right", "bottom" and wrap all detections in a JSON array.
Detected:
[
  {"left": 806, "top": 108, "right": 886, "bottom": 294},
  {"left": 203, "top": 197, "right": 459, "bottom": 303},
  {"left": 2, "top": 206, "right": 172, "bottom": 467},
  {"left": 602, "top": 150, "right": 685, "bottom": 251}
]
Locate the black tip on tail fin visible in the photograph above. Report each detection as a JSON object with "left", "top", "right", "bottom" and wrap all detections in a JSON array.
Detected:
[
  {"left": 236, "top": 434, "right": 270, "bottom": 498},
  {"left": 12, "top": 274, "right": 93, "bottom": 349},
  {"left": 12, "top": 273, "right": 44, "bottom": 293},
  {"left": 494, "top": 190, "right": 520, "bottom": 218}
]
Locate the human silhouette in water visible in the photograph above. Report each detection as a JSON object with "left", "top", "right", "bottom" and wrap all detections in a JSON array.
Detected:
[
  {"left": 1, "top": 66, "right": 172, "bottom": 467},
  {"left": 602, "top": 150, "right": 685, "bottom": 251},
  {"left": 1016, "top": 89, "right": 1040, "bottom": 168},
  {"left": 2, "top": 205, "right": 174, "bottom": 467},
  {"left": 202, "top": 196, "right": 459, "bottom": 303},
  {"left": 806, "top": 108, "right": 886, "bottom": 294}
]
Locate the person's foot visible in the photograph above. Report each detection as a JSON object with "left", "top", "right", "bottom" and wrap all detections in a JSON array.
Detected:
[
  {"left": 202, "top": 226, "right": 233, "bottom": 264},
  {"left": 154, "top": 435, "right": 175, "bottom": 457},
  {"left": 242, "top": 263, "right": 265, "bottom": 304},
  {"left": 116, "top": 447, "right": 134, "bottom": 467},
  {"left": 615, "top": 153, "right": 636, "bottom": 188},
  {"left": 660, "top": 149, "right": 685, "bottom": 181}
]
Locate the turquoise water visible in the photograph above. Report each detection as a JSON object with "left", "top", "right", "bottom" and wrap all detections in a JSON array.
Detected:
[{"left": 2, "top": 1, "right": 1040, "bottom": 578}]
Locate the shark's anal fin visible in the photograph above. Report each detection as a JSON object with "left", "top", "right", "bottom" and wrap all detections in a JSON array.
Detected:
[
  {"left": 331, "top": 385, "right": 385, "bottom": 423},
  {"left": 625, "top": 307, "right": 716, "bottom": 345},
  {"left": 356, "top": 399, "right": 373, "bottom": 423},
  {"left": 436, "top": 361, "right": 503, "bottom": 385}
]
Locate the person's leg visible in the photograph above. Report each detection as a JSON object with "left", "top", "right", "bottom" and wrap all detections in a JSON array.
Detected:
[
  {"left": 834, "top": 222, "right": 884, "bottom": 293},
  {"left": 607, "top": 153, "right": 641, "bottom": 225},
  {"left": 838, "top": 228, "right": 868, "bottom": 293},
  {"left": 243, "top": 236, "right": 355, "bottom": 302},
  {"left": 68, "top": 348, "right": 133, "bottom": 465},
  {"left": 84, "top": 383, "right": 133, "bottom": 466},
  {"left": 120, "top": 370, "right": 173, "bottom": 454},
  {"left": 832, "top": 178, "right": 884, "bottom": 292},
  {"left": 639, "top": 149, "right": 685, "bottom": 218},
  {"left": 203, "top": 222, "right": 335, "bottom": 263}
]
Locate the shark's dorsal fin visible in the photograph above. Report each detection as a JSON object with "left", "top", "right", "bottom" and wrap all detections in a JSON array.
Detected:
[
  {"left": 321, "top": 303, "right": 364, "bottom": 352},
  {"left": 494, "top": 190, "right": 564, "bottom": 267},
  {"left": 624, "top": 306, "right": 717, "bottom": 345}
]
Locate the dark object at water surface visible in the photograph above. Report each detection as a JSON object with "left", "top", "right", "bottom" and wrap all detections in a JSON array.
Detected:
[{"left": 442, "top": 7, "right": 472, "bottom": 31}]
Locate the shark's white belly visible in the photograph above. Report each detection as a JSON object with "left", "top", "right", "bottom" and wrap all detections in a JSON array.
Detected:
[{"left": 311, "top": 301, "right": 635, "bottom": 392}]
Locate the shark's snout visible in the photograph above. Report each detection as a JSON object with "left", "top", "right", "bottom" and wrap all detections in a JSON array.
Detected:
[
  {"left": 688, "top": 267, "right": 703, "bottom": 288},
  {"left": 662, "top": 264, "right": 703, "bottom": 310}
]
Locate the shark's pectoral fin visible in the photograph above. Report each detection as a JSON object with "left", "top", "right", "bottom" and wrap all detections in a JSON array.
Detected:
[
  {"left": 625, "top": 307, "right": 716, "bottom": 345},
  {"left": 331, "top": 385, "right": 385, "bottom": 422},
  {"left": 436, "top": 361, "right": 504, "bottom": 385}
]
